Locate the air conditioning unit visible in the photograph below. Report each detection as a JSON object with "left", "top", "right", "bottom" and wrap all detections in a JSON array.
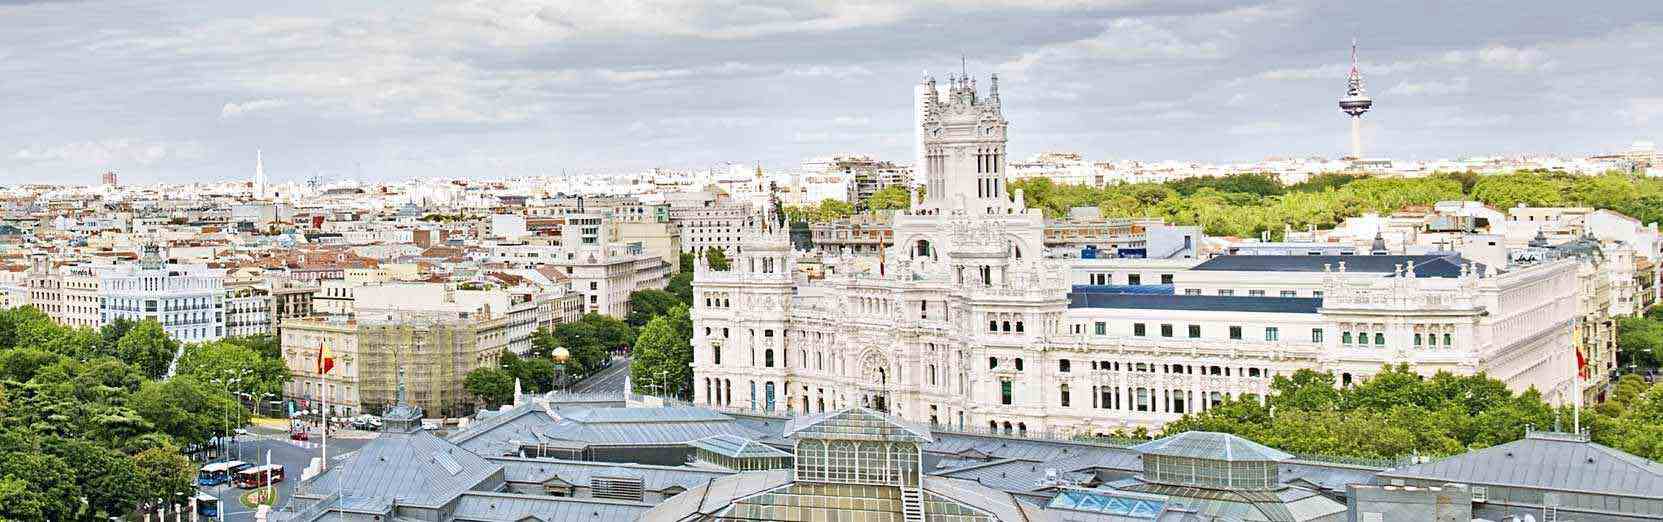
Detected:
[{"left": 1472, "top": 486, "right": 1488, "bottom": 503}]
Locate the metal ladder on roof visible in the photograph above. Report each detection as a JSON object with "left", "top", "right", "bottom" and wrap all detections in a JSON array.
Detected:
[
  {"left": 1543, "top": 504, "right": 1558, "bottom": 522},
  {"left": 900, "top": 486, "right": 925, "bottom": 522}
]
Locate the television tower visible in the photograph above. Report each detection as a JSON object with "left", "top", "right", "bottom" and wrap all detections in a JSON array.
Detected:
[{"left": 1338, "top": 39, "right": 1373, "bottom": 159}]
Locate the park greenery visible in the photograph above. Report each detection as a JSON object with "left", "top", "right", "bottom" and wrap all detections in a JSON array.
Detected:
[
  {"left": 1616, "top": 308, "right": 1663, "bottom": 371},
  {"left": 1582, "top": 374, "right": 1663, "bottom": 461},
  {"left": 783, "top": 170, "right": 1663, "bottom": 243},
  {"left": 0, "top": 307, "right": 244, "bottom": 520},
  {"left": 1164, "top": 366, "right": 1560, "bottom": 461}
]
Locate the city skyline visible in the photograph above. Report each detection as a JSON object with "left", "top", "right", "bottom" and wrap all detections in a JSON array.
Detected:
[{"left": 5, "top": 1, "right": 1663, "bottom": 184}]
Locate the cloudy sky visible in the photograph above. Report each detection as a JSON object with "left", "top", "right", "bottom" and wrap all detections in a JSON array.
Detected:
[{"left": 4, "top": 0, "right": 1663, "bottom": 184}]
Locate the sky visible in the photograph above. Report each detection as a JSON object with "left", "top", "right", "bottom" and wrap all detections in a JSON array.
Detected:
[{"left": 3, "top": 0, "right": 1663, "bottom": 185}]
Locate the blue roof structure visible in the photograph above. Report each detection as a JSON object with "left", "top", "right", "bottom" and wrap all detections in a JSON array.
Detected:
[
  {"left": 1193, "top": 254, "right": 1478, "bottom": 278},
  {"left": 1070, "top": 284, "right": 1176, "bottom": 295},
  {"left": 1068, "top": 293, "right": 1323, "bottom": 314}
]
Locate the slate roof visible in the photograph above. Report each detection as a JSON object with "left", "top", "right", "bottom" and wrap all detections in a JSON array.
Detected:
[
  {"left": 1071, "top": 284, "right": 1177, "bottom": 295},
  {"left": 1192, "top": 254, "right": 1476, "bottom": 278},
  {"left": 1132, "top": 432, "right": 1294, "bottom": 462},
  {"left": 781, "top": 407, "right": 933, "bottom": 443},
  {"left": 447, "top": 491, "right": 652, "bottom": 522},
  {"left": 297, "top": 430, "right": 501, "bottom": 508},
  {"left": 1377, "top": 431, "right": 1663, "bottom": 498},
  {"left": 494, "top": 456, "right": 733, "bottom": 491},
  {"left": 638, "top": 469, "right": 795, "bottom": 522},
  {"left": 539, "top": 407, "right": 765, "bottom": 446},
  {"left": 1068, "top": 293, "right": 1323, "bottom": 314},
  {"left": 688, "top": 434, "right": 793, "bottom": 459}
]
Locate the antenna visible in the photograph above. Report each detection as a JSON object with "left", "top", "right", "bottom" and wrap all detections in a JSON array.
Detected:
[{"left": 960, "top": 54, "right": 969, "bottom": 81}]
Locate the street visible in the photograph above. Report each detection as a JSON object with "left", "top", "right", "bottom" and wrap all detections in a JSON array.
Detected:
[
  {"left": 570, "top": 355, "right": 630, "bottom": 394},
  {"left": 195, "top": 424, "right": 375, "bottom": 521}
]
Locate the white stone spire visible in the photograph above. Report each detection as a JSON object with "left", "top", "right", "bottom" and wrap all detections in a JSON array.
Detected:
[{"left": 254, "top": 149, "right": 267, "bottom": 198}]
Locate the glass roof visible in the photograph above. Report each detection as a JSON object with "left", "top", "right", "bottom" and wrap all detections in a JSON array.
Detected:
[{"left": 1047, "top": 489, "right": 1166, "bottom": 518}]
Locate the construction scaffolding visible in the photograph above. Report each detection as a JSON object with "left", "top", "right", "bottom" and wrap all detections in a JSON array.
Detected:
[{"left": 356, "top": 315, "right": 486, "bottom": 418}]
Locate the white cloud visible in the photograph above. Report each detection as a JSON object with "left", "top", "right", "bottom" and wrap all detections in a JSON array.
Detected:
[
  {"left": 1384, "top": 77, "right": 1470, "bottom": 96},
  {"left": 13, "top": 139, "right": 204, "bottom": 168},
  {"left": 221, "top": 98, "right": 291, "bottom": 118},
  {"left": 1227, "top": 121, "right": 1284, "bottom": 135},
  {"left": 1619, "top": 97, "right": 1663, "bottom": 125},
  {"left": 1477, "top": 44, "right": 1551, "bottom": 71}
]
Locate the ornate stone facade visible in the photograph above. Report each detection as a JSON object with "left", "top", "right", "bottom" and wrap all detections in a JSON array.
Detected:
[{"left": 690, "top": 77, "right": 1579, "bottom": 438}]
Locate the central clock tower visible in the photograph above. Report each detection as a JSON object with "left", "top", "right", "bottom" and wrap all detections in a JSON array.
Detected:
[{"left": 917, "top": 72, "right": 1010, "bottom": 215}]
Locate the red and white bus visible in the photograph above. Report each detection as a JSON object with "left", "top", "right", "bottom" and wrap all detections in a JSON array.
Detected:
[{"left": 233, "top": 464, "right": 285, "bottom": 489}]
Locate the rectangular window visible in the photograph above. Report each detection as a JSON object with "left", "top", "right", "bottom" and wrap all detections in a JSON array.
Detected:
[
  {"left": 1311, "top": 328, "right": 1324, "bottom": 343},
  {"left": 1188, "top": 325, "right": 1201, "bottom": 338},
  {"left": 1184, "top": 288, "right": 1202, "bottom": 295},
  {"left": 1161, "top": 274, "right": 1174, "bottom": 285},
  {"left": 1218, "top": 290, "right": 1234, "bottom": 296},
  {"left": 1060, "top": 387, "right": 1070, "bottom": 407},
  {"left": 1265, "top": 327, "right": 1279, "bottom": 341},
  {"left": 1414, "top": 333, "right": 1423, "bottom": 346},
  {"left": 1229, "top": 326, "right": 1242, "bottom": 340},
  {"left": 1312, "top": 290, "right": 1324, "bottom": 298},
  {"left": 1374, "top": 332, "right": 1386, "bottom": 345},
  {"left": 1444, "top": 333, "right": 1453, "bottom": 346},
  {"left": 1280, "top": 290, "right": 1297, "bottom": 298},
  {"left": 1128, "top": 274, "right": 1142, "bottom": 285},
  {"left": 1133, "top": 323, "right": 1147, "bottom": 336},
  {"left": 1000, "top": 381, "right": 1013, "bottom": 405},
  {"left": 1248, "top": 290, "right": 1265, "bottom": 297},
  {"left": 1160, "top": 324, "right": 1173, "bottom": 337},
  {"left": 589, "top": 282, "right": 598, "bottom": 291},
  {"left": 1094, "top": 322, "right": 1106, "bottom": 335},
  {"left": 1341, "top": 331, "right": 1352, "bottom": 344}
]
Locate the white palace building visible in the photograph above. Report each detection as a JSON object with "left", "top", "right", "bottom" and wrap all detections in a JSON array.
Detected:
[{"left": 689, "top": 73, "right": 1580, "bottom": 437}]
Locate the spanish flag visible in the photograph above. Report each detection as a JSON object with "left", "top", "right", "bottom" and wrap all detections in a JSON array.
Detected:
[{"left": 317, "top": 344, "right": 335, "bottom": 375}]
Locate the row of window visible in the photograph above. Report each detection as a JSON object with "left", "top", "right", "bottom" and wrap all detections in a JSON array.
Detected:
[
  {"left": 1085, "top": 273, "right": 1175, "bottom": 286},
  {"left": 1183, "top": 288, "right": 1322, "bottom": 298},
  {"left": 1075, "top": 321, "right": 1317, "bottom": 343}
]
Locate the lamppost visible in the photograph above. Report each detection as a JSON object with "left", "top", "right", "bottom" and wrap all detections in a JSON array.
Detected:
[{"left": 552, "top": 347, "right": 571, "bottom": 393}]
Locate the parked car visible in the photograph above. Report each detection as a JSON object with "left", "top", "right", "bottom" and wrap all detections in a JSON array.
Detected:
[{"left": 289, "top": 428, "right": 309, "bottom": 441}]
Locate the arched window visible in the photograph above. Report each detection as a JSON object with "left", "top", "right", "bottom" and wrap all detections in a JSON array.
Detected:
[
  {"left": 1017, "top": 422, "right": 1027, "bottom": 436},
  {"left": 1015, "top": 321, "right": 1024, "bottom": 333},
  {"left": 1001, "top": 321, "right": 1011, "bottom": 332},
  {"left": 712, "top": 344, "right": 722, "bottom": 365},
  {"left": 1060, "top": 384, "right": 1071, "bottom": 407},
  {"left": 764, "top": 349, "right": 775, "bottom": 368},
  {"left": 928, "top": 364, "right": 937, "bottom": 386},
  {"left": 989, "top": 357, "right": 998, "bottom": 369},
  {"left": 1002, "top": 421, "right": 1013, "bottom": 434},
  {"left": 1015, "top": 358, "right": 1024, "bottom": 371}
]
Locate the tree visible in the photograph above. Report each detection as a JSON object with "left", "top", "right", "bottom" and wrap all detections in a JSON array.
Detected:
[
  {"left": 0, "top": 451, "right": 80, "bottom": 520},
  {"left": 1619, "top": 316, "right": 1663, "bottom": 370},
  {"left": 175, "top": 340, "right": 289, "bottom": 399},
  {"left": 625, "top": 289, "right": 681, "bottom": 328},
  {"left": 1166, "top": 365, "right": 1559, "bottom": 460},
  {"left": 132, "top": 443, "right": 197, "bottom": 510},
  {"left": 0, "top": 475, "right": 48, "bottom": 521},
  {"left": 553, "top": 314, "right": 635, "bottom": 376},
  {"left": 129, "top": 376, "right": 246, "bottom": 448},
  {"left": 630, "top": 305, "right": 694, "bottom": 399},
  {"left": 704, "top": 248, "right": 731, "bottom": 271},
  {"left": 865, "top": 185, "right": 911, "bottom": 210},
  {"left": 463, "top": 367, "right": 515, "bottom": 408},
  {"left": 97, "top": 317, "right": 136, "bottom": 358},
  {"left": 666, "top": 271, "right": 693, "bottom": 306},
  {"left": 116, "top": 319, "right": 180, "bottom": 379}
]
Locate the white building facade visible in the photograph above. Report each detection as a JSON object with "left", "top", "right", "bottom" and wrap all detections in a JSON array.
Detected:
[{"left": 690, "top": 76, "right": 1581, "bottom": 438}]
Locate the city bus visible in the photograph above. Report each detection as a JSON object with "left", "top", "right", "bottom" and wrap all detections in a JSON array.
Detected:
[
  {"left": 197, "top": 460, "right": 250, "bottom": 486},
  {"left": 193, "top": 492, "right": 220, "bottom": 518},
  {"left": 232, "top": 464, "right": 285, "bottom": 489}
]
